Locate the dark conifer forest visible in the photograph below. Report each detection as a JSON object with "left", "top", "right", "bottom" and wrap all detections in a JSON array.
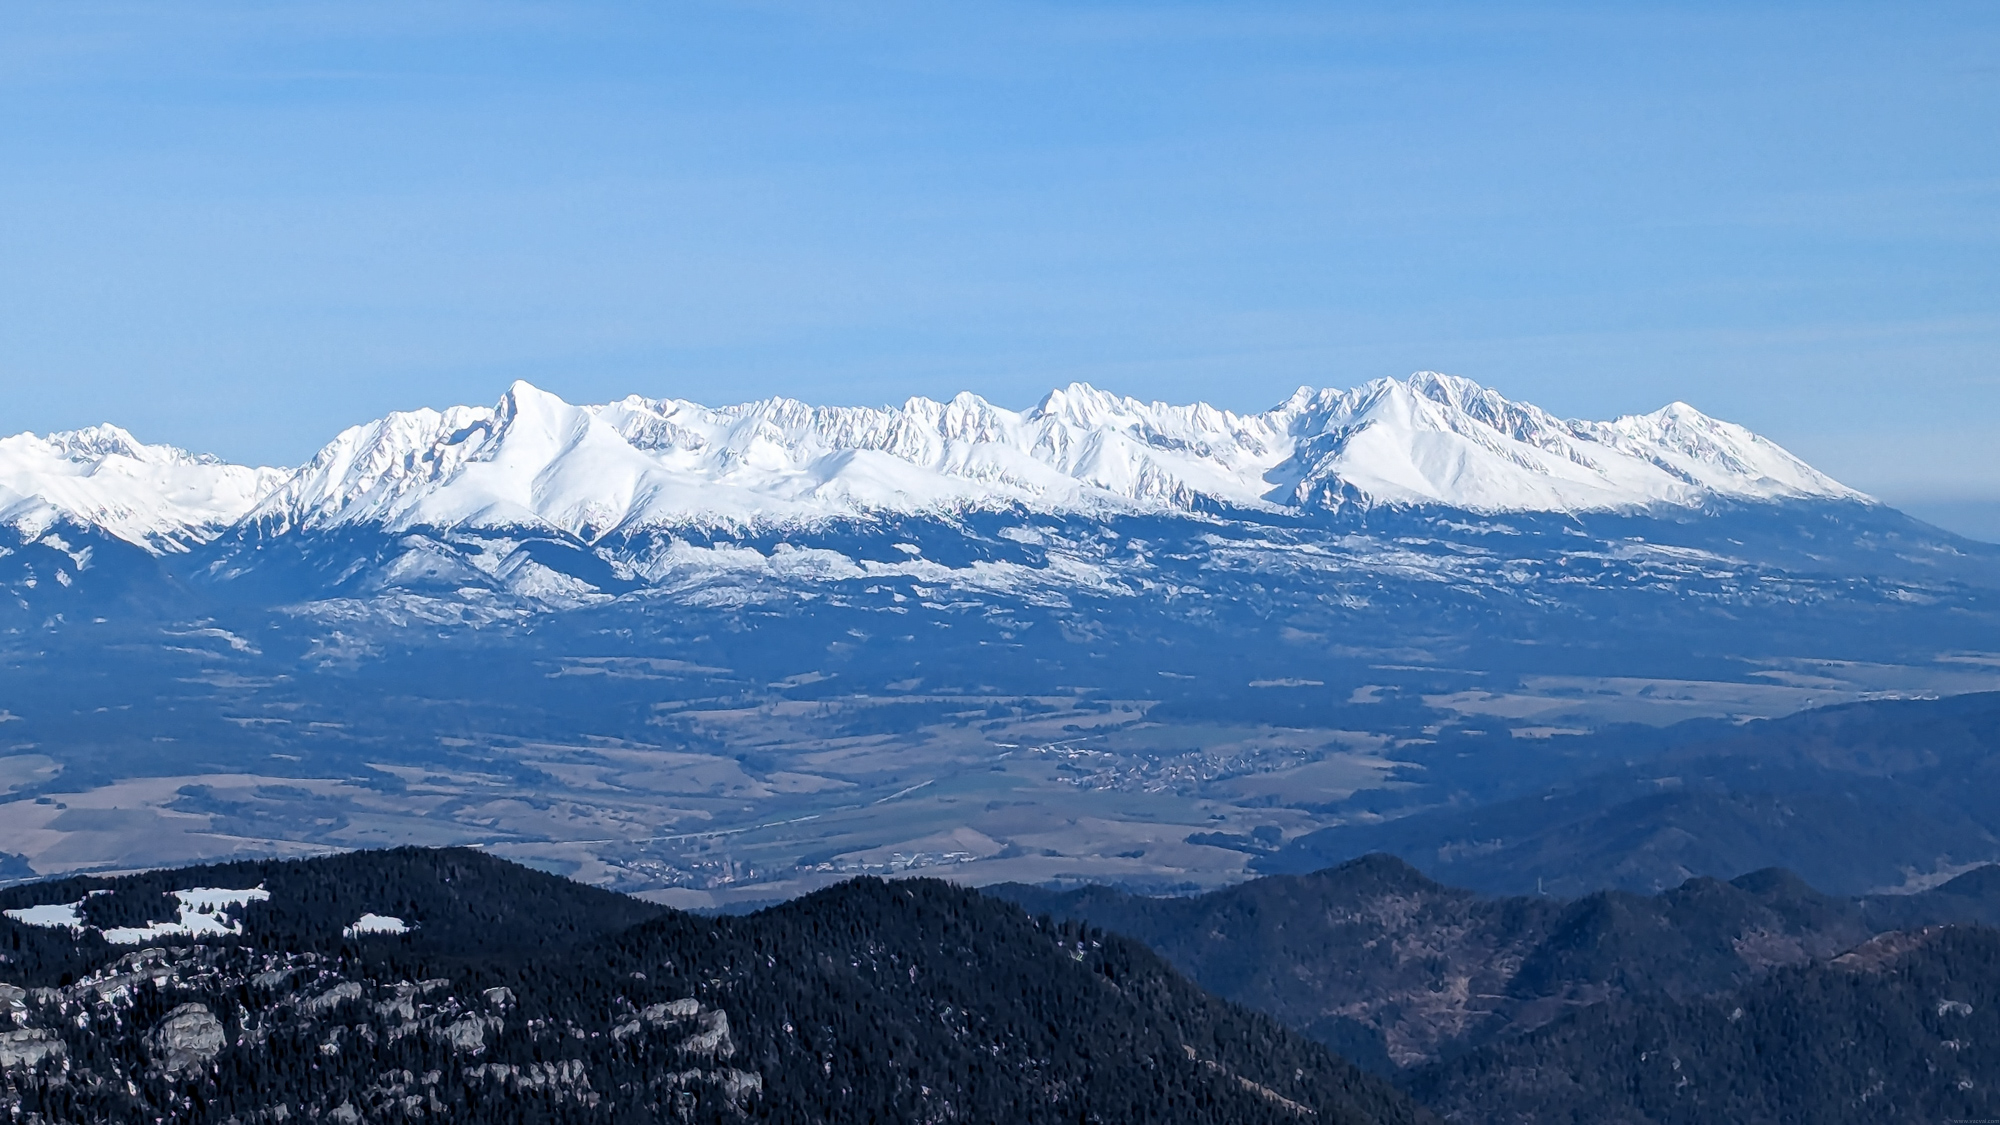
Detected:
[
  {"left": 0, "top": 848, "right": 1427, "bottom": 1124},
  {"left": 1409, "top": 926, "right": 2000, "bottom": 1124},
  {"left": 7, "top": 847, "right": 2000, "bottom": 1123}
]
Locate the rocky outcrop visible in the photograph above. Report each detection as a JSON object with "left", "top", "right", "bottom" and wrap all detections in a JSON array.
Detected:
[
  {"left": 149, "top": 1003, "right": 226, "bottom": 1073},
  {"left": 0, "top": 944, "right": 765, "bottom": 1122},
  {"left": 0, "top": 1027, "right": 63, "bottom": 1071},
  {"left": 442, "top": 1015, "right": 489, "bottom": 1054}
]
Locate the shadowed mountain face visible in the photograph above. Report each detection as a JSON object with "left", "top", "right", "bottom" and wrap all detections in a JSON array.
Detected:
[
  {"left": 1260, "top": 692, "right": 2000, "bottom": 897},
  {"left": 1407, "top": 926, "right": 2000, "bottom": 1125},
  {"left": 0, "top": 848, "right": 1429, "bottom": 1125},
  {"left": 992, "top": 855, "right": 2000, "bottom": 1073}
]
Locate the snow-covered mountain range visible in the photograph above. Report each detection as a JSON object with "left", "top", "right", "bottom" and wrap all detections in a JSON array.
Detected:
[
  {"left": 2, "top": 375, "right": 1995, "bottom": 902},
  {"left": 3, "top": 372, "right": 1862, "bottom": 552},
  {"left": 0, "top": 425, "right": 288, "bottom": 551}
]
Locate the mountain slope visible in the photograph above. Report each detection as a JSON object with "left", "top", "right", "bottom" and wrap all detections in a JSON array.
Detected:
[
  {"left": 1261, "top": 692, "right": 2000, "bottom": 896},
  {"left": 1407, "top": 925, "right": 2000, "bottom": 1125},
  {"left": 0, "top": 426, "right": 285, "bottom": 550},
  {"left": 992, "top": 854, "right": 2000, "bottom": 1072},
  {"left": 0, "top": 847, "right": 670, "bottom": 984},
  {"left": 0, "top": 847, "right": 1431, "bottom": 1125}
]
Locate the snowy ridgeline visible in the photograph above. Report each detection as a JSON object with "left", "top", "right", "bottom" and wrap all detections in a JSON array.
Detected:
[
  {"left": 3, "top": 889, "right": 406, "bottom": 945},
  {"left": 0, "top": 372, "right": 1862, "bottom": 550}
]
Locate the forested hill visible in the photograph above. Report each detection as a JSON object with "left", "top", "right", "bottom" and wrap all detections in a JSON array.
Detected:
[
  {"left": 994, "top": 856, "right": 2000, "bottom": 1122},
  {"left": 1258, "top": 691, "right": 2000, "bottom": 898},
  {"left": 992, "top": 853, "right": 2000, "bottom": 1073},
  {"left": 0, "top": 847, "right": 1430, "bottom": 1125},
  {"left": 0, "top": 847, "right": 671, "bottom": 985},
  {"left": 1409, "top": 925, "right": 2000, "bottom": 1125}
]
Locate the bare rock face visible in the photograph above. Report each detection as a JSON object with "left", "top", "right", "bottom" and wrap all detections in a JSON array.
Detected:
[
  {"left": 681, "top": 1009, "right": 733, "bottom": 1058},
  {"left": 304, "top": 980, "right": 364, "bottom": 1013},
  {"left": 0, "top": 1027, "right": 64, "bottom": 1071},
  {"left": 612, "top": 996, "right": 702, "bottom": 1041},
  {"left": 444, "top": 1016, "right": 488, "bottom": 1054},
  {"left": 149, "top": 1003, "right": 226, "bottom": 1073}
]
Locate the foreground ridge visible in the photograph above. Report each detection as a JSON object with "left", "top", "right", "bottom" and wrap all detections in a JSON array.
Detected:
[{"left": 0, "top": 847, "right": 1429, "bottom": 1125}]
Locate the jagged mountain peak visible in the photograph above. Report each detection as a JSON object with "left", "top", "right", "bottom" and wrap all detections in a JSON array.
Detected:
[
  {"left": 41, "top": 423, "right": 166, "bottom": 463},
  {"left": 13, "top": 373, "right": 1867, "bottom": 547},
  {"left": 1596, "top": 399, "right": 1854, "bottom": 499},
  {"left": 0, "top": 425, "right": 286, "bottom": 551},
  {"left": 23, "top": 423, "right": 222, "bottom": 468},
  {"left": 1267, "top": 373, "right": 1865, "bottom": 512}
]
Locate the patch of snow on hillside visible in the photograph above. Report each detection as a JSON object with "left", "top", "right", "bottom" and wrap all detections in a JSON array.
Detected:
[
  {"left": 4, "top": 901, "right": 86, "bottom": 931},
  {"left": 343, "top": 913, "right": 410, "bottom": 937},
  {"left": 100, "top": 887, "right": 271, "bottom": 945},
  {"left": 620, "top": 538, "right": 1133, "bottom": 602}
]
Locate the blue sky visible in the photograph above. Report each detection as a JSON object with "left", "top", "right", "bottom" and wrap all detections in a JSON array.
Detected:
[{"left": 3, "top": 2, "right": 1997, "bottom": 535}]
